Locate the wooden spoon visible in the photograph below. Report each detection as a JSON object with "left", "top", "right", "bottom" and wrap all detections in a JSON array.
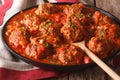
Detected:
[{"left": 73, "top": 41, "right": 120, "bottom": 80}]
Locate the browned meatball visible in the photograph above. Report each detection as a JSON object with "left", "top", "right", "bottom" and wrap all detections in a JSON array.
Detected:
[
  {"left": 39, "top": 19, "right": 60, "bottom": 36},
  {"left": 87, "top": 37, "right": 115, "bottom": 58},
  {"left": 20, "top": 14, "right": 40, "bottom": 34},
  {"left": 53, "top": 44, "right": 85, "bottom": 65},
  {"left": 95, "top": 24, "right": 120, "bottom": 40},
  {"left": 5, "top": 21, "right": 21, "bottom": 36},
  {"left": 9, "top": 27, "right": 29, "bottom": 48},
  {"left": 64, "top": 3, "right": 93, "bottom": 15},
  {"left": 61, "top": 5, "right": 83, "bottom": 42},
  {"left": 61, "top": 19, "right": 84, "bottom": 42},
  {"left": 64, "top": 3, "right": 94, "bottom": 25},
  {"left": 35, "top": 3, "right": 63, "bottom": 16},
  {"left": 25, "top": 37, "right": 54, "bottom": 60},
  {"left": 92, "top": 11, "right": 112, "bottom": 25},
  {"left": 39, "top": 19, "right": 63, "bottom": 47},
  {"left": 61, "top": 3, "right": 94, "bottom": 43}
]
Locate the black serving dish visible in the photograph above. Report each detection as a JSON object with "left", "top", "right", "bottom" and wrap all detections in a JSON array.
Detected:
[{"left": 2, "top": 3, "right": 120, "bottom": 71}]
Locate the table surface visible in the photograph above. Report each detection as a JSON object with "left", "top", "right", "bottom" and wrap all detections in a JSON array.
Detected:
[{"left": 43, "top": 0, "right": 120, "bottom": 80}]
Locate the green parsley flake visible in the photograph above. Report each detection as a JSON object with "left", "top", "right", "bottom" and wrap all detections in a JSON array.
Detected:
[
  {"left": 21, "top": 27, "right": 26, "bottom": 30},
  {"left": 99, "top": 29, "right": 104, "bottom": 40},
  {"left": 70, "top": 22, "right": 75, "bottom": 28},
  {"left": 45, "top": 42, "right": 50, "bottom": 47}
]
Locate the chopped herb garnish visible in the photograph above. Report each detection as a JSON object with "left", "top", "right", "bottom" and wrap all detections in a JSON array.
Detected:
[
  {"left": 41, "top": 19, "right": 52, "bottom": 30},
  {"left": 45, "top": 42, "right": 50, "bottom": 47},
  {"left": 87, "top": 13, "right": 92, "bottom": 18},
  {"left": 98, "top": 26, "right": 109, "bottom": 40},
  {"left": 21, "top": 27, "right": 26, "bottom": 30},
  {"left": 70, "top": 22, "right": 75, "bottom": 28},
  {"left": 79, "top": 13, "right": 84, "bottom": 18},
  {"left": 98, "top": 28, "right": 104, "bottom": 40},
  {"left": 21, "top": 27, "right": 27, "bottom": 36},
  {"left": 75, "top": 13, "right": 86, "bottom": 19},
  {"left": 47, "top": 19, "right": 52, "bottom": 23}
]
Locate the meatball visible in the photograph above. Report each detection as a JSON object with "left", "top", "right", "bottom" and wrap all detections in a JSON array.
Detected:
[
  {"left": 61, "top": 3, "right": 94, "bottom": 43},
  {"left": 39, "top": 19, "right": 63, "bottom": 47},
  {"left": 25, "top": 37, "right": 54, "bottom": 59},
  {"left": 61, "top": 19, "right": 84, "bottom": 42},
  {"left": 35, "top": 3, "right": 63, "bottom": 16},
  {"left": 20, "top": 14, "right": 40, "bottom": 34},
  {"left": 64, "top": 3, "right": 94, "bottom": 25},
  {"left": 87, "top": 37, "right": 115, "bottom": 58},
  {"left": 5, "top": 21, "right": 21, "bottom": 36},
  {"left": 95, "top": 24, "right": 120, "bottom": 40},
  {"left": 92, "top": 11, "right": 112, "bottom": 25},
  {"left": 64, "top": 3, "right": 93, "bottom": 15},
  {"left": 9, "top": 27, "right": 29, "bottom": 48},
  {"left": 53, "top": 44, "right": 85, "bottom": 65}
]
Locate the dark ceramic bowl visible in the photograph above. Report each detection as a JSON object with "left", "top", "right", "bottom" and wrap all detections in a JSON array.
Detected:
[{"left": 2, "top": 3, "right": 120, "bottom": 71}]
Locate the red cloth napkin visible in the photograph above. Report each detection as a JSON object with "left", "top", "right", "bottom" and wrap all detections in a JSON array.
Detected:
[
  {"left": 0, "top": 68, "right": 66, "bottom": 80},
  {"left": 0, "top": 0, "right": 13, "bottom": 25}
]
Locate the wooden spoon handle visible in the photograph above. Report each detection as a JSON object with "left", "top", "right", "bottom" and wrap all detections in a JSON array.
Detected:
[{"left": 82, "top": 44, "right": 120, "bottom": 80}]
